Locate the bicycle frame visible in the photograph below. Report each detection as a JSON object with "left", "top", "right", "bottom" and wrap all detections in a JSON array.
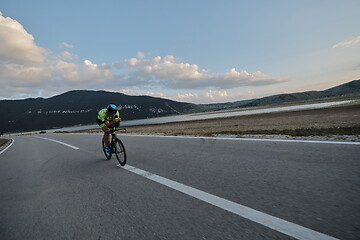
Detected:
[
  {"left": 103, "top": 127, "right": 127, "bottom": 166},
  {"left": 110, "top": 131, "right": 117, "bottom": 153},
  {"left": 108, "top": 127, "right": 126, "bottom": 149}
]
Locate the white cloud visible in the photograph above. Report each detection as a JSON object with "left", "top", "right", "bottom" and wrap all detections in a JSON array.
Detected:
[
  {"left": 0, "top": 12, "right": 286, "bottom": 102},
  {"left": 124, "top": 56, "right": 285, "bottom": 89},
  {"left": 0, "top": 12, "right": 48, "bottom": 64},
  {"left": 172, "top": 90, "right": 231, "bottom": 103},
  {"left": 145, "top": 91, "right": 167, "bottom": 98},
  {"left": 0, "top": 13, "right": 116, "bottom": 98},
  {"left": 332, "top": 36, "right": 360, "bottom": 48},
  {"left": 84, "top": 59, "right": 96, "bottom": 67},
  {"left": 53, "top": 60, "right": 79, "bottom": 82},
  {"left": 173, "top": 93, "right": 199, "bottom": 102},
  {"left": 0, "top": 63, "right": 53, "bottom": 85},
  {"left": 60, "top": 42, "right": 74, "bottom": 49},
  {"left": 56, "top": 60, "right": 112, "bottom": 83},
  {"left": 174, "top": 93, "right": 199, "bottom": 101},
  {"left": 119, "top": 89, "right": 167, "bottom": 99},
  {"left": 113, "top": 61, "right": 123, "bottom": 69},
  {"left": 137, "top": 51, "right": 145, "bottom": 59},
  {"left": 205, "top": 90, "right": 228, "bottom": 102},
  {"left": 125, "top": 56, "right": 207, "bottom": 81},
  {"left": 120, "top": 89, "right": 143, "bottom": 96},
  {"left": 56, "top": 51, "right": 77, "bottom": 60}
]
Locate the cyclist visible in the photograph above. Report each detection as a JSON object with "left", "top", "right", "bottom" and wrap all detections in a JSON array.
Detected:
[{"left": 97, "top": 104, "right": 121, "bottom": 152}]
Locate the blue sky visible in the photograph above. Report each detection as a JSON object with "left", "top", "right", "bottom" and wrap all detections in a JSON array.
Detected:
[{"left": 0, "top": 0, "right": 359, "bottom": 103}]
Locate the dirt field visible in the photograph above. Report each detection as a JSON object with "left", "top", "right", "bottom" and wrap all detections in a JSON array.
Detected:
[
  {"left": 0, "top": 139, "right": 9, "bottom": 148},
  {"left": 119, "top": 103, "right": 360, "bottom": 140}
]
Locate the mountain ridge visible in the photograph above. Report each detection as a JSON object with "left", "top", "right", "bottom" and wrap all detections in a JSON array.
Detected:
[{"left": 0, "top": 79, "right": 359, "bottom": 134}]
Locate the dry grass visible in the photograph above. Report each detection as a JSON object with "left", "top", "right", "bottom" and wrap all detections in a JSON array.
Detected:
[
  {"left": 122, "top": 104, "right": 360, "bottom": 137},
  {"left": 0, "top": 139, "right": 9, "bottom": 148}
]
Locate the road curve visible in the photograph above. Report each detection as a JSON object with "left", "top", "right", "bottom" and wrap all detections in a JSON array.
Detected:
[{"left": 0, "top": 134, "right": 359, "bottom": 240}]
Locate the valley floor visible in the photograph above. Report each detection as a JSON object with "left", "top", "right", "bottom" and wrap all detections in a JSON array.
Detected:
[{"left": 84, "top": 101, "right": 360, "bottom": 142}]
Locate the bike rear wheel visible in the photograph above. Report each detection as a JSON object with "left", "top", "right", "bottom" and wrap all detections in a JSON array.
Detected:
[
  {"left": 102, "top": 138, "right": 111, "bottom": 160},
  {"left": 114, "top": 138, "right": 126, "bottom": 166}
]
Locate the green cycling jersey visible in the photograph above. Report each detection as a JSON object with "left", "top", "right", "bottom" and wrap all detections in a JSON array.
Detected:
[{"left": 97, "top": 109, "right": 120, "bottom": 128}]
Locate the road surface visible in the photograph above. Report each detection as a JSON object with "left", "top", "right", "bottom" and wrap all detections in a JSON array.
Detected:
[{"left": 0, "top": 134, "right": 359, "bottom": 240}]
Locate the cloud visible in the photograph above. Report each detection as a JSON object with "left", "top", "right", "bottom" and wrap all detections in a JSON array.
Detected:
[
  {"left": 205, "top": 90, "right": 228, "bottom": 102},
  {"left": 113, "top": 61, "right": 123, "bottom": 69},
  {"left": 173, "top": 93, "right": 199, "bottom": 102},
  {"left": 0, "top": 63, "right": 53, "bottom": 85},
  {"left": 56, "top": 51, "right": 77, "bottom": 60},
  {"left": 60, "top": 42, "right": 74, "bottom": 49},
  {"left": 54, "top": 60, "right": 112, "bottom": 83},
  {"left": 210, "top": 68, "right": 285, "bottom": 89},
  {"left": 172, "top": 91, "right": 229, "bottom": 103},
  {"left": 0, "top": 12, "right": 114, "bottom": 97},
  {"left": 0, "top": 12, "right": 286, "bottom": 102},
  {"left": 123, "top": 56, "right": 285, "bottom": 89},
  {"left": 0, "top": 12, "right": 48, "bottom": 64},
  {"left": 119, "top": 89, "right": 167, "bottom": 99},
  {"left": 332, "top": 36, "right": 360, "bottom": 49},
  {"left": 119, "top": 89, "right": 227, "bottom": 104},
  {"left": 137, "top": 51, "right": 145, "bottom": 59},
  {"left": 145, "top": 91, "right": 167, "bottom": 98}
]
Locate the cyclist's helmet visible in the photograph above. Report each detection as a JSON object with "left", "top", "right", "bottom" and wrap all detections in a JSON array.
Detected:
[{"left": 106, "top": 104, "right": 118, "bottom": 115}]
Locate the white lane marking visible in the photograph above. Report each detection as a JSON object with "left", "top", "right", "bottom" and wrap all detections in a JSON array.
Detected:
[
  {"left": 124, "top": 134, "right": 360, "bottom": 145},
  {"left": 0, "top": 138, "right": 14, "bottom": 155},
  {"left": 120, "top": 164, "right": 339, "bottom": 240},
  {"left": 35, "top": 136, "right": 79, "bottom": 150}
]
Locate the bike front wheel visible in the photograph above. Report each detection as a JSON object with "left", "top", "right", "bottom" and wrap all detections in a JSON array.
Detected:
[{"left": 114, "top": 138, "right": 126, "bottom": 166}]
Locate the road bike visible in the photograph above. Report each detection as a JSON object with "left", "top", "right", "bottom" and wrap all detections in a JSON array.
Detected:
[{"left": 102, "top": 127, "right": 127, "bottom": 166}]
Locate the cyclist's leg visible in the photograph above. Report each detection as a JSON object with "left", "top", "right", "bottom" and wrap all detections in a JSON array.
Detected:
[{"left": 101, "top": 126, "right": 111, "bottom": 147}]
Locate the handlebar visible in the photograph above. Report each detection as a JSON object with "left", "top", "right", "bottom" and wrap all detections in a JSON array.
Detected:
[{"left": 109, "top": 127, "right": 127, "bottom": 133}]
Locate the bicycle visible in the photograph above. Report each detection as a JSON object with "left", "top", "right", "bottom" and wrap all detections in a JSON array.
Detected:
[{"left": 102, "top": 127, "right": 127, "bottom": 166}]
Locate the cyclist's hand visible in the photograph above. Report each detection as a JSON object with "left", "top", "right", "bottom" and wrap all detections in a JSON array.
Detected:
[
  {"left": 105, "top": 121, "right": 112, "bottom": 127},
  {"left": 108, "top": 119, "right": 120, "bottom": 128},
  {"left": 114, "top": 119, "right": 121, "bottom": 124}
]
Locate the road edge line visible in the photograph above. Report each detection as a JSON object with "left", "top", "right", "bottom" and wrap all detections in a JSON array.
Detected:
[
  {"left": 35, "top": 136, "right": 79, "bottom": 150},
  {"left": 0, "top": 138, "right": 14, "bottom": 155},
  {"left": 122, "top": 134, "right": 360, "bottom": 145}
]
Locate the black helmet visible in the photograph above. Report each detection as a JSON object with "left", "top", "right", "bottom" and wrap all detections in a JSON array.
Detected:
[{"left": 106, "top": 104, "right": 118, "bottom": 114}]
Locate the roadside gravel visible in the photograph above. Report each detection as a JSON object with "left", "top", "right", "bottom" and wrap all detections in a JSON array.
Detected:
[
  {"left": 214, "top": 134, "right": 360, "bottom": 142},
  {"left": 123, "top": 103, "right": 360, "bottom": 142}
]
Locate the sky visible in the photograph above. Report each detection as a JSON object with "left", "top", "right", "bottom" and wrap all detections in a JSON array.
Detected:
[{"left": 0, "top": 0, "right": 359, "bottom": 104}]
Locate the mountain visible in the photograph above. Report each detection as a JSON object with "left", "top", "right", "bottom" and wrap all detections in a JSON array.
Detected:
[
  {"left": 0, "top": 79, "right": 359, "bottom": 134},
  {"left": 196, "top": 79, "right": 360, "bottom": 110},
  {"left": 240, "top": 79, "right": 360, "bottom": 108},
  {"left": 324, "top": 79, "right": 360, "bottom": 96},
  {"left": 0, "top": 91, "right": 200, "bottom": 134}
]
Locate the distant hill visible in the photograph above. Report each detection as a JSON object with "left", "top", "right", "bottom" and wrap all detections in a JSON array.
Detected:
[
  {"left": 0, "top": 79, "right": 359, "bottom": 134},
  {"left": 240, "top": 79, "right": 360, "bottom": 108},
  {"left": 0, "top": 91, "right": 200, "bottom": 133},
  {"left": 197, "top": 79, "right": 360, "bottom": 110}
]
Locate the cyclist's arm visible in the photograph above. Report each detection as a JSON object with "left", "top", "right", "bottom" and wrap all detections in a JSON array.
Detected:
[
  {"left": 111, "top": 111, "right": 121, "bottom": 122},
  {"left": 103, "top": 119, "right": 114, "bottom": 128},
  {"left": 114, "top": 111, "right": 121, "bottom": 120},
  {"left": 99, "top": 111, "right": 121, "bottom": 127}
]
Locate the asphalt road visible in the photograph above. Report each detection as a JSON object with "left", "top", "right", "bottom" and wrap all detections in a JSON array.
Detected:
[{"left": 0, "top": 134, "right": 359, "bottom": 240}]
